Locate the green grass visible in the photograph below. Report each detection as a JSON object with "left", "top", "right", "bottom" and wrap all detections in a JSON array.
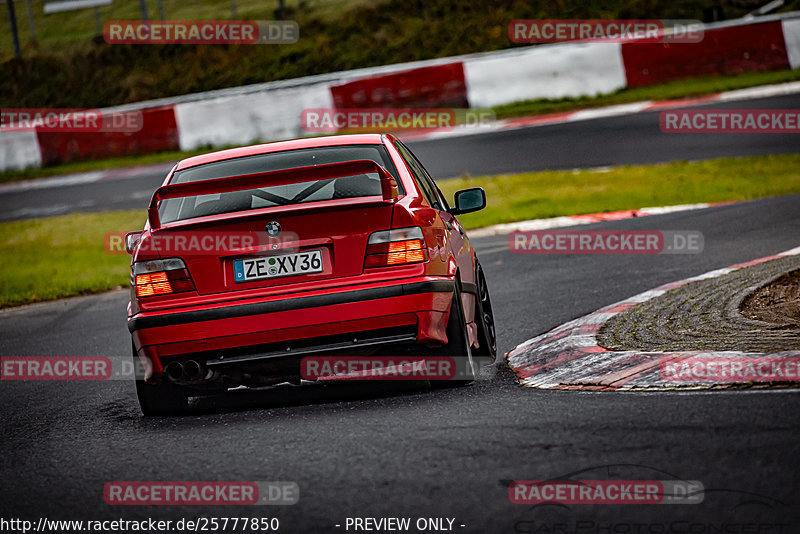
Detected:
[
  {"left": 2, "top": 154, "right": 799, "bottom": 308},
  {"left": 1, "top": 0, "right": 378, "bottom": 54},
  {"left": 492, "top": 69, "right": 800, "bottom": 119},
  {"left": 438, "top": 154, "right": 800, "bottom": 230},
  {"left": 0, "top": 210, "right": 144, "bottom": 308},
  {"left": 6, "top": 0, "right": 796, "bottom": 108}
]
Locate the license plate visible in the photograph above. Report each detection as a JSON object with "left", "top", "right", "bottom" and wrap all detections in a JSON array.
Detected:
[{"left": 234, "top": 249, "right": 323, "bottom": 282}]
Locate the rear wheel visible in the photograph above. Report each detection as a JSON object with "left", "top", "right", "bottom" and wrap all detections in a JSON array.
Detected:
[
  {"left": 431, "top": 280, "right": 476, "bottom": 386},
  {"left": 473, "top": 260, "right": 497, "bottom": 363},
  {"left": 132, "top": 343, "right": 188, "bottom": 416}
]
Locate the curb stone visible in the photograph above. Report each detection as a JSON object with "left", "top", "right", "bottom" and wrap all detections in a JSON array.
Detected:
[{"left": 505, "top": 246, "right": 800, "bottom": 390}]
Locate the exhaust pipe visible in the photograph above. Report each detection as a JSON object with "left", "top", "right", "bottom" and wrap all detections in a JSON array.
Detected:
[
  {"left": 165, "top": 361, "right": 184, "bottom": 382},
  {"left": 183, "top": 360, "right": 207, "bottom": 381},
  {"left": 165, "top": 359, "right": 213, "bottom": 382}
]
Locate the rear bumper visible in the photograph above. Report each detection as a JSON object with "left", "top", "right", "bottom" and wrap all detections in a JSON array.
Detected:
[{"left": 130, "top": 277, "right": 462, "bottom": 380}]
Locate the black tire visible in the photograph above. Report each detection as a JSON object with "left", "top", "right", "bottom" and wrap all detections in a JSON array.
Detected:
[
  {"left": 132, "top": 343, "right": 188, "bottom": 416},
  {"left": 473, "top": 260, "right": 497, "bottom": 363},
  {"left": 431, "top": 280, "right": 476, "bottom": 387}
]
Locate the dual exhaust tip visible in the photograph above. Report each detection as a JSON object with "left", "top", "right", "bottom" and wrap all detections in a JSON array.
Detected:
[{"left": 165, "top": 360, "right": 209, "bottom": 382}]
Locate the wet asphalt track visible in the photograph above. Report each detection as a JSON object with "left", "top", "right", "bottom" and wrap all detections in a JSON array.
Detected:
[{"left": 1, "top": 194, "right": 799, "bottom": 530}]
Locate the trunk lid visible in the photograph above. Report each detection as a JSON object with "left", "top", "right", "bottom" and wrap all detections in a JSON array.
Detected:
[{"left": 144, "top": 160, "right": 400, "bottom": 296}]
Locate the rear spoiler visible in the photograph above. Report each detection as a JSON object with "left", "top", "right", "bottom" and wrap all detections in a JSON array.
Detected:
[{"left": 147, "top": 159, "right": 399, "bottom": 229}]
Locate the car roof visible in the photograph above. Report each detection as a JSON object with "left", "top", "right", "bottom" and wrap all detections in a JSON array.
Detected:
[{"left": 175, "top": 134, "right": 388, "bottom": 171}]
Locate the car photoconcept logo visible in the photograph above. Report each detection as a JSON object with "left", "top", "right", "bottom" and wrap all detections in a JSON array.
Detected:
[{"left": 266, "top": 221, "right": 281, "bottom": 237}]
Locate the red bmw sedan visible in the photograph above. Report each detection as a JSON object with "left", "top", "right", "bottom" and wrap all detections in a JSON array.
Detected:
[{"left": 127, "top": 133, "right": 496, "bottom": 414}]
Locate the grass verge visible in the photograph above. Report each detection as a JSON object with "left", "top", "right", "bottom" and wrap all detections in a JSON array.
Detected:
[
  {"left": 0, "top": 210, "right": 144, "bottom": 308},
  {"left": 1, "top": 154, "right": 798, "bottom": 309},
  {"left": 3, "top": 0, "right": 780, "bottom": 107},
  {"left": 438, "top": 154, "right": 800, "bottom": 229}
]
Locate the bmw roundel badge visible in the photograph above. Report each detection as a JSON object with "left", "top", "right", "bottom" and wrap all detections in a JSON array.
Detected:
[{"left": 266, "top": 221, "right": 281, "bottom": 237}]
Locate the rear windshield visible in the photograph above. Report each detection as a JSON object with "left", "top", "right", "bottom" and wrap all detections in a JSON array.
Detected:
[{"left": 160, "top": 144, "right": 402, "bottom": 224}]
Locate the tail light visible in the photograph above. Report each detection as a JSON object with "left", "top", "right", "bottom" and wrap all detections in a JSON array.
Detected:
[
  {"left": 132, "top": 258, "right": 195, "bottom": 298},
  {"left": 365, "top": 227, "right": 428, "bottom": 268}
]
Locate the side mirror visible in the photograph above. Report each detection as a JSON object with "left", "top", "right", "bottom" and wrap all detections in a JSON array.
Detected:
[
  {"left": 125, "top": 232, "right": 143, "bottom": 254},
  {"left": 451, "top": 187, "right": 486, "bottom": 215}
]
